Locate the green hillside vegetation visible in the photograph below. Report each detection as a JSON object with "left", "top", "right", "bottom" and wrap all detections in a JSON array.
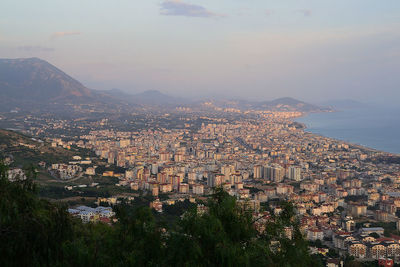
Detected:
[
  {"left": 0, "top": 162, "right": 323, "bottom": 266},
  {"left": 0, "top": 129, "right": 90, "bottom": 167},
  {"left": 0, "top": 129, "right": 118, "bottom": 202}
]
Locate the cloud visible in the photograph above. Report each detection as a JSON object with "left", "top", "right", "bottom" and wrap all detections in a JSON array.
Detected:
[
  {"left": 297, "top": 9, "right": 312, "bottom": 17},
  {"left": 17, "top": 45, "right": 55, "bottom": 52},
  {"left": 51, "top": 31, "right": 81, "bottom": 39},
  {"left": 160, "top": 0, "right": 224, "bottom": 18}
]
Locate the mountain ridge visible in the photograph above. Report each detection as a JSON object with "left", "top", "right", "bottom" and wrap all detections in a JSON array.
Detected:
[
  {"left": 0, "top": 57, "right": 92, "bottom": 101},
  {"left": 98, "top": 89, "right": 188, "bottom": 106},
  {"left": 0, "top": 57, "right": 330, "bottom": 113}
]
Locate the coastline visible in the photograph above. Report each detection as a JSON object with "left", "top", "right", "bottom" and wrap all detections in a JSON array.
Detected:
[{"left": 294, "top": 112, "right": 400, "bottom": 157}]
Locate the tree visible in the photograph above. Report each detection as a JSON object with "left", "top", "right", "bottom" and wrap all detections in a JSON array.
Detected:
[
  {"left": 0, "top": 162, "right": 320, "bottom": 266},
  {"left": 165, "top": 188, "right": 321, "bottom": 266},
  {"left": 369, "top": 232, "right": 380, "bottom": 239},
  {"left": 0, "top": 162, "right": 73, "bottom": 266}
]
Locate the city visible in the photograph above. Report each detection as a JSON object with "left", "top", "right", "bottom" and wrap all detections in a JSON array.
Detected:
[
  {"left": 2, "top": 102, "right": 400, "bottom": 265},
  {"left": 1, "top": 0, "right": 400, "bottom": 266}
]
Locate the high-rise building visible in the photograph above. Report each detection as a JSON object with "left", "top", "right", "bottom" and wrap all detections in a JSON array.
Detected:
[
  {"left": 192, "top": 184, "right": 204, "bottom": 195},
  {"left": 264, "top": 165, "right": 284, "bottom": 183},
  {"left": 107, "top": 151, "right": 116, "bottom": 164},
  {"left": 171, "top": 175, "right": 182, "bottom": 191},
  {"left": 188, "top": 172, "right": 197, "bottom": 184},
  {"left": 151, "top": 163, "right": 158, "bottom": 174},
  {"left": 117, "top": 152, "right": 126, "bottom": 167},
  {"left": 179, "top": 183, "right": 189, "bottom": 194},
  {"left": 221, "top": 164, "right": 235, "bottom": 183},
  {"left": 159, "top": 152, "right": 171, "bottom": 162},
  {"left": 207, "top": 172, "right": 224, "bottom": 187},
  {"left": 288, "top": 166, "right": 302, "bottom": 181},
  {"left": 230, "top": 173, "right": 242, "bottom": 185},
  {"left": 253, "top": 165, "right": 263, "bottom": 179},
  {"left": 157, "top": 172, "right": 168, "bottom": 184}
]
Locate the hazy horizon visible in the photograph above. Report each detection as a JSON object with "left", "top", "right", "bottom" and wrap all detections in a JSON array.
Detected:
[{"left": 1, "top": 0, "right": 400, "bottom": 105}]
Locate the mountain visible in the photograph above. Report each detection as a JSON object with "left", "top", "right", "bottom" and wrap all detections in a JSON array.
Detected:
[
  {"left": 0, "top": 57, "right": 329, "bottom": 114},
  {"left": 0, "top": 58, "right": 92, "bottom": 102},
  {"left": 98, "top": 88, "right": 133, "bottom": 99},
  {"left": 132, "top": 90, "right": 186, "bottom": 105},
  {"left": 0, "top": 57, "right": 186, "bottom": 113},
  {"left": 201, "top": 97, "right": 330, "bottom": 113},
  {"left": 0, "top": 58, "right": 134, "bottom": 114},
  {"left": 100, "top": 89, "right": 187, "bottom": 106},
  {"left": 255, "top": 97, "right": 328, "bottom": 112}
]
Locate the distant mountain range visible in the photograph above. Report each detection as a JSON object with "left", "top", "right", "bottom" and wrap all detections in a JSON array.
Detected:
[
  {"left": 100, "top": 88, "right": 187, "bottom": 106},
  {"left": 236, "top": 97, "right": 329, "bottom": 112},
  {"left": 100, "top": 90, "right": 330, "bottom": 112},
  {"left": 0, "top": 57, "right": 330, "bottom": 113},
  {"left": 195, "top": 97, "right": 331, "bottom": 113}
]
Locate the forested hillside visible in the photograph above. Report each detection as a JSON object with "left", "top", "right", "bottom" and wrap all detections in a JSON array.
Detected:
[{"left": 0, "top": 162, "right": 322, "bottom": 266}]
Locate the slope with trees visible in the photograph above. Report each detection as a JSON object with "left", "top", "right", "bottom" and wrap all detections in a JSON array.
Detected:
[{"left": 0, "top": 162, "right": 321, "bottom": 266}]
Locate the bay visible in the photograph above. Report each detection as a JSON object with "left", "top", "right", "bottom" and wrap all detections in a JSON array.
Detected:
[{"left": 296, "top": 106, "right": 400, "bottom": 155}]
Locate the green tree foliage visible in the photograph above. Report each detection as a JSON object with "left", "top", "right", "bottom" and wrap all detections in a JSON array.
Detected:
[
  {"left": 165, "top": 188, "right": 257, "bottom": 266},
  {"left": 0, "top": 163, "right": 319, "bottom": 266},
  {"left": 165, "top": 188, "right": 321, "bottom": 266},
  {"left": 261, "top": 200, "right": 317, "bottom": 266},
  {"left": 369, "top": 232, "right": 380, "bottom": 239},
  {"left": 0, "top": 162, "right": 73, "bottom": 266}
]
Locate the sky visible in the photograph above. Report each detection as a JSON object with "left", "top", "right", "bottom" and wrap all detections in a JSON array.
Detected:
[{"left": 1, "top": 0, "right": 400, "bottom": 104}]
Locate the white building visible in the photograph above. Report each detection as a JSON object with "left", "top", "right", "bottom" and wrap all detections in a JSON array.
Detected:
[
  {"left": 192, "top": 184, "right": 204, "bottom": 195},
  {"left": 288, "top": 166, "right": 302, "bottom": 181},
  {"left": 307, "top": 228, "right": 324, "bottom": 241}
]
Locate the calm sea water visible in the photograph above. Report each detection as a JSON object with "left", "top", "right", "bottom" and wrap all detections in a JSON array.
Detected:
[{"left": 296, "top": 106, "right": 400, "bottom": 155}]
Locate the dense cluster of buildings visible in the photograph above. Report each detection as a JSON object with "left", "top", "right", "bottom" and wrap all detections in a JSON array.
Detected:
[
  {"left": 8, "top": 108, "right": 400, "bottom": 263},
  {"left": 69, "top": 110, "right": 400, "bottom": 261}
]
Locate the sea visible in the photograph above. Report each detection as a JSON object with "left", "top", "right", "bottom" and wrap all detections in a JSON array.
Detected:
[{"left": 295, "top": 106, "right": 400, "bottom": 155}]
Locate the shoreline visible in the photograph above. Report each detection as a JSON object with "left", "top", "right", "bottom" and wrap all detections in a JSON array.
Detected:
[{"left": 294, "top": 112, "right": 400, "bottom": 157}]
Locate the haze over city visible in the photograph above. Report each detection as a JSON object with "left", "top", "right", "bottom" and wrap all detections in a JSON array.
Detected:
[{"left": 1, "top": 0, "right": 400, "bottom": 104}]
